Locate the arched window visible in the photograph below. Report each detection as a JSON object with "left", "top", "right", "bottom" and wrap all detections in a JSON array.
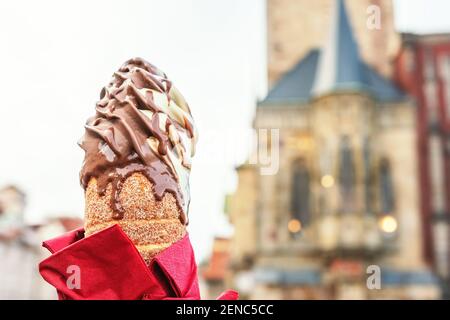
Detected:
[
  {"left": 291, "top": 159, "right": 311, "bottom": 226},
  {"left": 338, "top": 135, "right": 356, "bottom": 213},
  {"left": 379, "top": 158, "right": 395, "bottom": 214},
  {"left": 363, "top": 137, "right": 373, "bottom": 214}
]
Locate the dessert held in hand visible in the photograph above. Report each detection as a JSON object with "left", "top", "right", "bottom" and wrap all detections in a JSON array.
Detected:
[
  {"left": 38, "top": 58, "right": 237, "bottom": 300},
  {"left": 79, "top": 57, "right": 198, "bottom": 264}
]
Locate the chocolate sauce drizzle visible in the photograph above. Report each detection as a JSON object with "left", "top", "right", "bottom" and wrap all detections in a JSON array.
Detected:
[{"left": 79, "top": 58, "right": 197, "bottom": 225}]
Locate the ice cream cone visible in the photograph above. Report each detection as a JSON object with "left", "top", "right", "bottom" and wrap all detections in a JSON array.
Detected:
[
  {"left": 79, "top": 58, "right": 197, "bottom": 265},
  {"left": 84, "top": 173, "right": 186, "bottom": 264}
]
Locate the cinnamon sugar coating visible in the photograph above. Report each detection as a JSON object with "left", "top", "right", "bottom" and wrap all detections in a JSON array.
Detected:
[{"left": 84, "top": 172, "right": 186, "bottom": 264}]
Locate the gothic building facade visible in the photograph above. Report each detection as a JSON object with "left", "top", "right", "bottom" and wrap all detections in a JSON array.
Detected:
[{"left": 228, "top": 0, "right": 440, "bottom": 299}]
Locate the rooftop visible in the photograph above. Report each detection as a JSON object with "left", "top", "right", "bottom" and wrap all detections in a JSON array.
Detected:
[{"left": 260, "top": 0, "right": 405, "bottom": 106}]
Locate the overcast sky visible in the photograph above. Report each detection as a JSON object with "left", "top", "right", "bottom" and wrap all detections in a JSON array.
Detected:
[{"left": 0, "top": 0, "right": 449, "bottom": 262}]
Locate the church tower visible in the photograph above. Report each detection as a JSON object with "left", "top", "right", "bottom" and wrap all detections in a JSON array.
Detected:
[{"left": 267, "top": 0, "right": 399, "bottom": 86}]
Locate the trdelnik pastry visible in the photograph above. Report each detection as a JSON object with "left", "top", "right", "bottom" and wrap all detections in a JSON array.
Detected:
[
  {"left": 39, "top": 58, "right": 238, "bottom": 300},
  {"left": 79, "top": 57, "right": 198, "bottom": 264}
]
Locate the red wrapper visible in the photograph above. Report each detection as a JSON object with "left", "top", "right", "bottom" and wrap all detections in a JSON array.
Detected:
[{"left": 39, "top": 224, "right": 238, "bottom": 300}]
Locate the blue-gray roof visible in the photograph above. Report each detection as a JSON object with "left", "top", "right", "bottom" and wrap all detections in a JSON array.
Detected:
[
  {"left": 254, "top": 267, "right": 322, "bottom": 285},
  {"left": 260, "top": 49, "right": 405, "bottom": 105},
  {"left": 260, "top": 0, "right": 405, "bottom": 106},
  {"left": 381, "top": 269, "right": 439, "bottom": 285},
  {"left": 253, "top": 267, "right": 438, "bottom": 286},
  {"left": 313, "top": 0, "right": 365, "bottom": 96},
  {"left": 261, "top": 49, "right": 320, "bottom": 105}
]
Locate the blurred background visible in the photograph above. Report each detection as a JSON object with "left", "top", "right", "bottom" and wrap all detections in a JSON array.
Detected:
[{"left": 0, "top": 0, "right": 449, "bottom": 299}]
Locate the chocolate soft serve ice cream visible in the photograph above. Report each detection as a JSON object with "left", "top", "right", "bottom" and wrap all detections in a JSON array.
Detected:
[{"left": 79, "top": 58, "right": 198, "bottom": 263}]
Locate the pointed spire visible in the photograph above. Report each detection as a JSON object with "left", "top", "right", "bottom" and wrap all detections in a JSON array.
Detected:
[{"left": 312, "top": 0, "right": 367, "bottom": 97}]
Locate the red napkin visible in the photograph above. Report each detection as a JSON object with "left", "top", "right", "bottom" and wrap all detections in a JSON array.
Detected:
[{"left": 39, "top": 224, "right": 238, "bottom": 300}]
